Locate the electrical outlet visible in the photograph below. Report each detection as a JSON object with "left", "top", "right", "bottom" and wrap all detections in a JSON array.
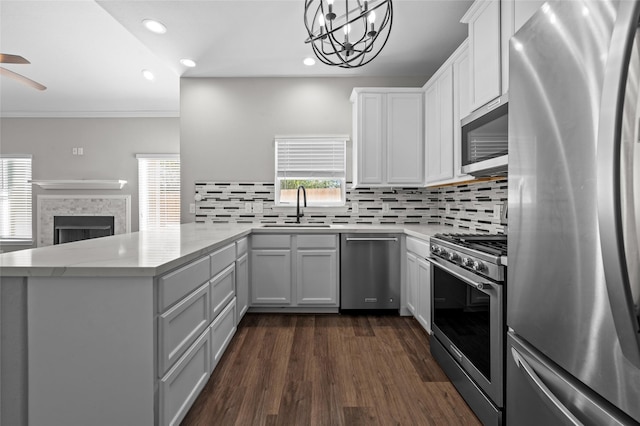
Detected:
[
  {"left": 253, "top": 202, "right": 263, "bottom": 213},
  {"left": 445, "top": 203, "right": 451, "bottom": 214},
  {"left": 78, "top": 147, "right": 84, "bottom": 155},
  {"left": 493, "top": 205, "right": 501, "bottom": 220},
  {"left": 72, "top": 147, "right": 78, "bottom": 155},
  {"left": 382, "top": 203, "right": 390, "bottom": 213},
  {"left": 189, "top": 203, "right": 196, "bottom": 214},
  {"left": 352, "top": 202, "right": 359, "bottom": 214},
  {"left": 244, "top": 202, "right": 252, "bottom": 213}
]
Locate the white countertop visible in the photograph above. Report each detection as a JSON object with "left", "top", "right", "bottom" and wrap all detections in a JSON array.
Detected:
[{"left": 0, "top": 222, "right": 458, "bottom": 277}]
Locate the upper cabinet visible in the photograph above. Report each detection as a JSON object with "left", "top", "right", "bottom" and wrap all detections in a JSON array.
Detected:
[
  {"left": 351, "top": 88, "right": 424, "bottom": 187},
  {"left": 424, "top": 40, "right": 473, "bottom": 186},
  {"left": 461, "top": 0, "right": 502, "bottom": 112}
]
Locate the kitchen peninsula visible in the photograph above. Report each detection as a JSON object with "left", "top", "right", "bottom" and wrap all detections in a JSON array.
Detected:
[{"left": 0, "top": 222, "right": 449, "bottom": 426}]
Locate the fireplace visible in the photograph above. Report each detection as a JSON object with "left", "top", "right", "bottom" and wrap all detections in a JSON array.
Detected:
[{"left": 53, "top": 216, "right": 115, "bottom": 245}]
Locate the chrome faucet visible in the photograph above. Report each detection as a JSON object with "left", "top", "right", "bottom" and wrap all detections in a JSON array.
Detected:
[{"left": 296, "top": 185, "right": 307, "bottom": 223}]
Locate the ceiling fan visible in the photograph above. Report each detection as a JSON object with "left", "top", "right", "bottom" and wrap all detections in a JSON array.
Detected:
[{"left": 0, "top": 53, "right": 46, "bottom": 91}]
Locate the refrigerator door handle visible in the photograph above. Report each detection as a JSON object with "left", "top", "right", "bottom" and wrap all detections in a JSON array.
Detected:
[
  {"left": 510, "top": 347, "right": 583, "bottom": 426},
  {"left": 596, "top": 1, "right": 640, "bottom": 369}
]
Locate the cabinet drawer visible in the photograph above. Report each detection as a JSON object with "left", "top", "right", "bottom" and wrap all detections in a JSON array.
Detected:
[
  {"left": 296, "top": 234, "right": 337, "bottom": 249},
  {"left": 236, "top": 237, "right": 248, "bottom": 257},
  {"left": 407, "top": 236, "right": 431, "bottom": 258},
  {"left": 158, "top": 256, "right": 210, "bottom": 312},
  {"left": 158, "top": 282, "right": 210, "bottom": 376},
  {"left": 252, "top": 234, "right": 291, "bottom": 249},
  {"left": 210, "top": 297, "right": 237, "bottom": 372},
  {"left": 210, "top": 263, "right": 235, "bottom": 320},
  {"left": 159, "top": 329, "right": 211, "bottom": 426},
  {"left": 210, "top": 243, "right": 235, "bottom": 277}
]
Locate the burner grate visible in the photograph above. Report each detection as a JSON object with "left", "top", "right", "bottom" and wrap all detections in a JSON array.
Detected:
[{"left": 435, "top": 233, "right": 508, "bottom": 257}]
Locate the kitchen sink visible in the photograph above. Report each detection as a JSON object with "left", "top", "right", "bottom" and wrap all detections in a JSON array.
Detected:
[{"left": 261, "top": 223, "right": 331, "bottom": 228}]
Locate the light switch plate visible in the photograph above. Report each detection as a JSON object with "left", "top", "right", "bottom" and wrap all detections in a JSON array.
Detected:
[
  {"left": 244, "top": 202, "right": 252, "bottom": 213},
  {"left": 493, "top": 205, "right": 501, "bottom": 220},
  {"left": 189, "top": 203, "right": 196, "bottom": 214},
  {"left": 253, "top": 202, "right": 263, "bottom": 213},
  {"left": 445, "top": 203, "right": 451, "bottom": 214},
  {"left": 382, "top": 203, "right": 390, "bottom": 213},
  {"left": 352, "top": 202, "right": 359, "bottom": 214}
]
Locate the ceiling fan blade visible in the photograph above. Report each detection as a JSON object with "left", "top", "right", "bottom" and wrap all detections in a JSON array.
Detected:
[
  {"left": 0, "top": 67, "right": 46, "bottom": 91},
  {"left": 0, "top": 53, "right": 30, "bottom": 64}
]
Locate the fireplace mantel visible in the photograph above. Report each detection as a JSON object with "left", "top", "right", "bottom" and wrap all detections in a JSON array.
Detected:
[{"left": 30, "top": 179, "right": 127, "bottom": 190}]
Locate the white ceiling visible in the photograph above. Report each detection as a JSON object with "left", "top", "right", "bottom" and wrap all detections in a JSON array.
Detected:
[{"left": 0, "top": 0, "right": 472, "bottom": 117}]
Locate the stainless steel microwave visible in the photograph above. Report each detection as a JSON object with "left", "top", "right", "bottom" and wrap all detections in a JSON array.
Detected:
[{"left": 461, "top": 94, "right": 508, "bottom": 177}]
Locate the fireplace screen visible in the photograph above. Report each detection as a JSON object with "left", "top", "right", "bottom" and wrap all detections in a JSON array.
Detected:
[{"left": 53, "top": 216, "right": 115, "bottom": 245}]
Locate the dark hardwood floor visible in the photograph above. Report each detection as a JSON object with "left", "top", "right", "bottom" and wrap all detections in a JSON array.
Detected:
[{"left": 181, "top": 313, "right": 481, "bottom": 425}]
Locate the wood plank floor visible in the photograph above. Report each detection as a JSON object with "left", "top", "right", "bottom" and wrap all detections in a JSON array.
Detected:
[{"left": 182, "top": 314, "right": 481, "bottom": 426}]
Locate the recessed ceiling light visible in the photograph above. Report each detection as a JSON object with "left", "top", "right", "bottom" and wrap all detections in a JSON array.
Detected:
[
  {"left": 142, "top": 69, "right": 155, "bottom": 81},
  {"left": 142, "top": 19, "right": 167, "bottom": 34},
  {"left": 303, "top": 57, "right": 316, "bottom": 66},
  {"left": 180, "top": 59, "right": 197, "bottom": 68}
]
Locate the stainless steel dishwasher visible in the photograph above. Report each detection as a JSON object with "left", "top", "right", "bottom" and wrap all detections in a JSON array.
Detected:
[{"left": 340, "top": 233, "right": 401, "bottom": 311}]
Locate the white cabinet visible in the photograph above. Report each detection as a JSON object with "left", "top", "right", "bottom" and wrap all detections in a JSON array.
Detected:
[
  {"left": 236, "top": 252, "right": 249, "bottom": 322},
  {"left": 405, "top": 236, "right": 432, "bottom": 334},
  {"left": 461, "top": 0, "right": 502, "bottom": 112},
  {"left": 296, "top": 250, "right": 338, "bottom": 305},
  {"left": 210, "top": 297, "right": 237, "bottom": 371},
  {"left": 424, "top": 65, "right": 454, "bottom": 184},
  {"left": 159, "top": 330, "right": 211, "bottom": 426},
  {"left": 250, "top": 249, "right": 292, "bottom": 304},
  {"left": 416, "top": 257, "right": 432, "bottom": 333},
  {"left": 351, "top": 88, "right": 424, "bottom": 187},
  {"left": 424, "top": 40, "right": 473, "bottom": 186},
  {"left": 250, "top": 234, "right": 339, "bottom": 309},
  {"left": 405, "top": 251, "right": 418, "bottom": 315}
]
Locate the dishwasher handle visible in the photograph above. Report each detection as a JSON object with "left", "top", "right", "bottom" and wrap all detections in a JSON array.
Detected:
[{"left": 345, "top": 237, "right": 399, "bottom": 242}]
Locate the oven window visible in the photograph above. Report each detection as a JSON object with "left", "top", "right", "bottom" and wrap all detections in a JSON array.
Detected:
[{"left": 433, "top": 267, "right": 491, "bottom": 380}]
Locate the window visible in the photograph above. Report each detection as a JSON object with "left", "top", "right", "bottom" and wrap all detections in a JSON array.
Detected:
[
  {"left": 0, "top": 155, "right": 33, "bottom": 242},
  {"left": 137, "top": 154, "right": 180, "bottom": 231},
  {"left": 275, "top": 137, "right": 347, "bottom": 206}
]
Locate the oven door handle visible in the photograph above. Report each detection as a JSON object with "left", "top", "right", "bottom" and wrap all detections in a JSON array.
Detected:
[{"left": 425, "top": 257, "right": 492, "bottom": 291}]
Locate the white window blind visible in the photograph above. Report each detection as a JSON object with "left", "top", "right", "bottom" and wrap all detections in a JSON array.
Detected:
[
  {"left": 275, "top": 138, "right": 346, "bottom": 179},
  {"left": 274, "top": 137, "right": 347, "bottom": 206},
  {"left": 137, "top": 154, "right": 180, "bottom": 231},
  {"left": 0, "top": 155, "right": 33, "bottom": 242}
]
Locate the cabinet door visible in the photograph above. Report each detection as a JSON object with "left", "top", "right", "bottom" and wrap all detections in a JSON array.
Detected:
[
  {"left": 210, "top": 263, "right": 235, "bottom": 320},
  {"left": 468, "top": 0, "right": 501, "bottom": 111},
  {"left": 416, "top": 257, "right": 432, "bottom": 333},
  {"left": 406, "top": 251, "right": 418, "bottom": 315},
  {"left": 236, "top": 253, "right": 249, "bottom": 322},
  {"left": 386, "top": 93, "right": 424, "bottom": 185},
  {"left": 425, "top": 70, "right": 454, "bottom": 183},
  {"left": 250, "top": 249, "right": 292, "bottom": 304},
  {"left": 357, "top": 93, "right": 385, "bottom": 184},
  {"left": 453, "top": 42, "right": 473, "bottom": 179},
  {"left": 159, "top": 330, "right": 210, "bottom": 426},
  {"left": 210, "top": 298, "right": 237, "bottom": 372},
  {"left": 296, "top": 250, "right": 338, "bottom": 305}
]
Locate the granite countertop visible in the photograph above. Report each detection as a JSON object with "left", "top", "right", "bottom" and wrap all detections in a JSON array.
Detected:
[{"left": 0, "top": 222, "right": 460, "bottom": 278}]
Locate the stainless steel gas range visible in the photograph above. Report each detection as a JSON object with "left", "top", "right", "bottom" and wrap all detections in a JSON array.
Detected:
[{"left": 426, "top": 233, "right": 507, "bottom": 426}]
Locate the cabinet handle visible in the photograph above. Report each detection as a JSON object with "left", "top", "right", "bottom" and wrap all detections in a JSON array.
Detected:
[{"left": 345, "top": 237, "right": 398, "bottom": 242}]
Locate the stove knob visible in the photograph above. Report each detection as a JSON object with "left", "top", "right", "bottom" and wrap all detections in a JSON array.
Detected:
[
  {"left": 462, "top": 257, "right": 471, "bottom": 267},
  {"left": 472, "top": 260, "right": 485, "bottom": 272},
  {"left": 430, "top": 244, "right": 438, "bottom": 253},
  {"left": 448, "top": 252, "right": 459, "bottom": 262}
]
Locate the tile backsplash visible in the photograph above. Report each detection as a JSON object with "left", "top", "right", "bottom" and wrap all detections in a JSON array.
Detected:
[{"left": 194, "top": 178, "right": 507, "bottom": 233}]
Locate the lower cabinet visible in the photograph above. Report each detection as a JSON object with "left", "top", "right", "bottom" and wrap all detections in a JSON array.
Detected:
[
  {"left": 250, "top": 249, "right": 292, "bottom": 304},
  {"left": 406, "top": 251, "right": 418, "bottom": 315},
  {"left": 406, "top": 236, "right": 432, "bottom": 333},
  {"left": 236, "top": 253, "right": 249, "bottom": 321},
  {"left": 250, "top": 234, "right": 339, "bottom": 309},
  {"left": 296, "top": 249, "right": 338, "bottom": 305},
  {"left": 159, "top": 329, "right": 211, "bottom": 426},
  {"left": 416, "top": 257, "right": 432, "bottom": 333},
  {"left": 210, "top": 297, "right": 237, "bottom": 371}
]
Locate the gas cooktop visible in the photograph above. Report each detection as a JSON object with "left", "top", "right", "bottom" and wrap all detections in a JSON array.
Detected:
[{"left": 434, "top": 233, "right": 507, "bottom": 257}]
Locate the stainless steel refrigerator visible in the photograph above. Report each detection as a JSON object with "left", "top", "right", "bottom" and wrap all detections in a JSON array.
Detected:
[{"left": 508, "top": 0, "right": 640, "bottom": 424}]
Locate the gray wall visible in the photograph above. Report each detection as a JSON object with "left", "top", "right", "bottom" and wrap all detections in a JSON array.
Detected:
[
  {"left": 0, "top": 117, "right": 180, "bottom": 251},
  {"left": 180, "top": 76, "right": 427, "bottom": 223}
]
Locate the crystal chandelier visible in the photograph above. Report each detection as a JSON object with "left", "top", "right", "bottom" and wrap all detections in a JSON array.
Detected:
[{"left": 304, "top": 0, "right": 393, "bottom": 68}]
